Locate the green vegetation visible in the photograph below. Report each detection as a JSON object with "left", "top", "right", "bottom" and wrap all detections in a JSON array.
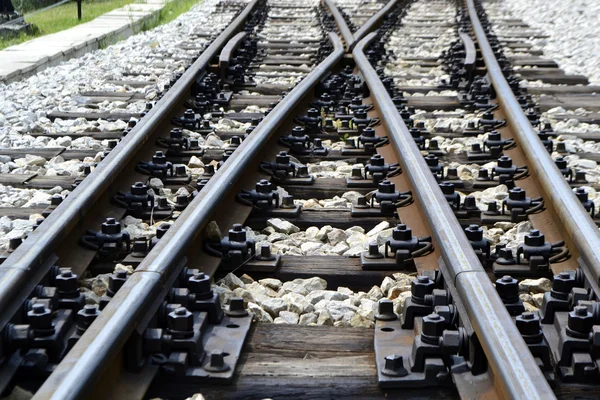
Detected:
[
  {"left": 0, "top": 0, "right": 202, "bottom": 51},
  {"left": 155, "top": 0, "right": 199, "bottom": 25},
  {"left": 0, "top": 0, "right": 137, "bottom": 50}
]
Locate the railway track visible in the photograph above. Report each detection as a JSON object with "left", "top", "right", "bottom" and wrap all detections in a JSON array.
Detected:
[{"left": 1, "top": 0, "right": 600, "bottom": 398}]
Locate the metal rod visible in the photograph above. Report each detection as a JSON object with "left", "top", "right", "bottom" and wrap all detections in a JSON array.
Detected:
[
  {"left": 33, "top": 32, "right": 344, "bottom": 400},
  {"left": 354, "top": 32, "right": 555, "bottom": 400},
  {"left": 0, "top": 0, "right": 260, "bottom": 334},
  {"left": 322, "top": 0, "right": 354, "bottom": 50},
  {"left": 466, "top": 0, "right": 600, "bottom": 287},
  {"left": 352, "top": 0, "right": 397, "bottom": 48}
]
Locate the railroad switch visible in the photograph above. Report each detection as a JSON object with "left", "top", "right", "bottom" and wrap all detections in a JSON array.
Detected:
[
  {"left": 351, "top": 180, "right": 411, "bottom": 218},
  {"left": 347, "top": 154, "right": 401, "bottom": 188},
  {"left": 205, "top": 224, "right": 280, "bottom": 272},
  {"left": 360, "top": 224, "right": 433, "bottom": 270},
  {"left": 492, "top": 229, "right": 568, "bottom": 277},
  {"left": 237, "top": 179, "right": 301, "bottom": 217},
  {"left": 259, "top": 151, "right": 315, "bottom": 185},
  {"left": 80, "top": 218, "right": 131, "bottom": 260}
]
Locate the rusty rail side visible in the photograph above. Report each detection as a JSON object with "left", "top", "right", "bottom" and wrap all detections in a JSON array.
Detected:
[
  {"left": 466, "top": 0, "right": 600, "bottom": 288},
  {"left": 0, "top": 0, "right": 260, "bottom": 333},
  {"left": 354, "top": 32, "right": 555, "bottom": 400}
]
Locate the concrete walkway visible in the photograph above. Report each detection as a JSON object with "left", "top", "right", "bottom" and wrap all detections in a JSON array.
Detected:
[{"left": 0, "top": 0, "right": 170, "bottom": 84}]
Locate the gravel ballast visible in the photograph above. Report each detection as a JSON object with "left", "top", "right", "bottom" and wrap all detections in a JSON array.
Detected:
[{"left": 491, "top": 0, "right": 600, "bottom": 84}]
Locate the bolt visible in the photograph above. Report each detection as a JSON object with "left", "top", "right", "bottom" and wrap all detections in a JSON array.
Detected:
[
  {"left": 204, "top": 350, "right": 230, "bottom": 372},
  {"left": 551, "top": 271, "right": 576, "bottom": 300},
  {"left": 226, "top": 297, "right": 249, "bottom": 317},
  {"left": 495, "top": 275, "right": 519, "bottom": 304},
  {"left": 382, "top": 354, "right": 408, "bottom": 377},
  {"left": 567, "top": 305, "right": 594, "bottom": 338},
  {"left": 375, "top": 299, "right": 397, "bottom": 321},
  {"left": 167, "top": 306, "right": 194, "bottom": 338},
  {"left": 515, "top": 311, "right": 543, "bottom": 343},
  {"left": 27, "top": 303, "right": 54, "bottom": 335},
  {"left": 77, "top": 304, "right": 100, "bottom": 333},
  {"left": 411, "top": 275, "right": 434, "bottom": 304},
  {"left": 189, "top": 273, "right": 212, "bottom": 298},
  {"left": 422, "top": 313, "right": 446, "bottom": 345}
]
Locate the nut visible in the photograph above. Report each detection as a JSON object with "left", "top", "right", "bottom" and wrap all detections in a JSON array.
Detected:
[
  {"left": 188, "top": 273, "right": 211, "bottom": 295},
  {"left": 27, "top": 303, "right": 53, "bottom": 330},
  {"left": 567, "top": 305, "right": 593, "bottom": 337},
  {"left": 411, "top": 275, "right": 434, "bottom": 302},
  {"left": 167, "top": 307, "right": 193, "bottom": 334},
  {"left": 495, "top": 275, "right": 518, "bottom": 303},
  {"left": 77, "top": 304, "right": 100, "bottom": 331},
  {"left": 552, "top": 271, "right": 576, "bottom": 295},
  {"left": 515, "top": 312, "right": 541, "bottom": 336},
  {"left": 55, "top": 268, "right": 78, "bottom": 293},
  {"left": 422, "top": 313, "right": 446, "bottom": 343}
]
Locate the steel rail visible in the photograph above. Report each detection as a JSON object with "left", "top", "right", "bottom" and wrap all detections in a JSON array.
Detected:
[
  {"left": 33, "top": 32, "right": 345, "bottom": 400},
  {"left": 322, "top": 0, "right": 354, "bottom": 50},
  {"left": 466, "top": 0, "right": 600, "bottom": 287},
  {"left": 351, "top": 0, "right": 398, "bottom": 48},
  {"left": 0, "top": 0, "right": 259, "bottom": 333},
  {"left": 354, "top": 32, "right": 555, "bottom": 400}
]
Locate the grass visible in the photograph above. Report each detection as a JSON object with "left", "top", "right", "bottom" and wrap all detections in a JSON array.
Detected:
[
  {"left": 155, "top": 0, "right": 200, "bottom": 26},
  {"left": 0, "top": 0, "right": 202, "bottom": 51}
]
